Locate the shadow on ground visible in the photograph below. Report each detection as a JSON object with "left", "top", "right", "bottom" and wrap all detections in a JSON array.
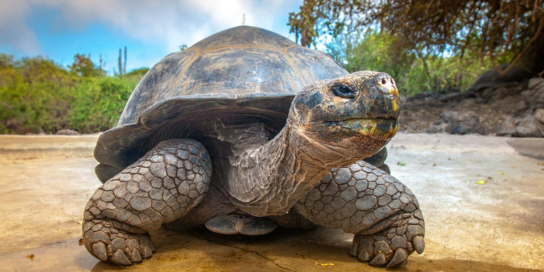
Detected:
[{"left": 0, "top": 134, "right": 543, "bottom": 271}]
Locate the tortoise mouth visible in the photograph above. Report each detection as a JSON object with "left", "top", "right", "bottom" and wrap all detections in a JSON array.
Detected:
[{"left": 324, "top": 118, "right": 398, "bottom": 141}]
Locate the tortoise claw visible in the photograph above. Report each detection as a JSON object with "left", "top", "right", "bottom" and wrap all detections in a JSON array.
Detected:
[
  {"left": 83, "top": 219, "right": 154, "bottom": 266},
  {"left": 413, "top": 235, "right": 425, "bottom": 254},
  {"left": 91, "top": 242, "right": 107, "bottom": 261},
  {"left": 111, "top": 249, "right": 132, "bottom": 266},
  {"left": 369, "top": 252, "right": 388, "bottom": 266},
  {"left": 351, "top": 210, "right": 425, "bottom": 267},
  {"left": 386, "top": 248, "right": 408, "bottom": 268}
]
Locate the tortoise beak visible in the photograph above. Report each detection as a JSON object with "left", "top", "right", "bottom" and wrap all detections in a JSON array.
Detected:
[
  {"left": 291, "top": 71, "right": 400, "bottom": 143},
  {"left": 339, "top": 73, "right": 400, "bottom": 141},
  {"left": 363, "top": 73, "right": 400, "bottom": 119},
  {"left": 334, "top": 118, "right": 398, "bottom": 141}
]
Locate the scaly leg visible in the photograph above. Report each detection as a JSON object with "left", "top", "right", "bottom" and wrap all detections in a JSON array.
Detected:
[
  {"left": 82, "top": 139, "right": 212, "bottom": 265},
  {"left": 294, "top": 160, "right": 425, "bottom": 267}
]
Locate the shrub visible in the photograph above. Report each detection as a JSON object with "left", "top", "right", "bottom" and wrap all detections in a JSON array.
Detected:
[
  {"left": 326, "top": 31, "right": 492, "bottom": 96},
  {"left": 0, "top": 54, "right": 143, "bottom": 134}
]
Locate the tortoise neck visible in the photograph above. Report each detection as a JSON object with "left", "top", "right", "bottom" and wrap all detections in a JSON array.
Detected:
[{"left": 225, "top": 121, "right": 353, "bottom": 217}]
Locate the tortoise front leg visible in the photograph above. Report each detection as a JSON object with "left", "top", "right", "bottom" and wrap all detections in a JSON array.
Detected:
[
  {"left": 82, "top": 139, "right": 212, "bottom": 265},
  {"left": 293, "top": 160, "right": 425, "bottom": 268}
]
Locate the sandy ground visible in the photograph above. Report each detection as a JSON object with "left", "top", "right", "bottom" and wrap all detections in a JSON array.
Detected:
[{"left": 0, "top": 133, "right": 543, "bottom": 272}]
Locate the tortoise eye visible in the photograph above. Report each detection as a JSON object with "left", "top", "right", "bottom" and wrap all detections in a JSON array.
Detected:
[{"left": 332, "top": 84, "right": 356, "bottom": 98}]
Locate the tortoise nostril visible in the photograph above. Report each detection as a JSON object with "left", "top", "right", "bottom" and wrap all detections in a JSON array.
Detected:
[{"left": 381, "top": 78, "right": 386, "bottom": 85}]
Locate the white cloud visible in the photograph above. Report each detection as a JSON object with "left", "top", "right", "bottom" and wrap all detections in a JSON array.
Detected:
[
  {"left": 1, "top": 0, "right": 301, "bottom": 55},
  {"left": 0, "top": 0, "right": 41, "bottom": 54}
]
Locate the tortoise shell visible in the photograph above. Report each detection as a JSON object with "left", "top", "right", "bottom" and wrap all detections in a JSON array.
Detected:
[{"left": 94, "top": 26, "right": 347, "bottom": 182}]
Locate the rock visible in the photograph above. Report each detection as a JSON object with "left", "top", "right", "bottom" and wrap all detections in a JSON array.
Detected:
[
  {"left": 448, "top": 98, "right": 477, "bottom": 111},
  {"left": 498, "top": 110, "right": 543, "bottom": 137},
  {"left": 497, "top": 117, "right": 519, "bottom": 136},
  {"left": 481, "top": 85, "right": 523, "bottom": 102},
  {"left": 431, "top": 111, "right": 485, "bottom": 135},
  {"left": 528, "top": 78, "right": 544, "bottom": 90},
  {"left": 536, "top": 109, "right": 544, "bottom": 135},
  {"left": 524, "top": 79, "right": 544, "bottom": 110},
  {"left": 428, "top": 122, "right": 451, "bottom": 134},
  {"left": 401, "top": 77, "right": 543, "bottom": 137},
  {"left": 514, "top": 115, "right": 542, "bottom": 137},
  {"left": 514, "top": 100, "right": 529, "bottom": 116},
  {"left": 535, "top": 109, "right": 544, "bottom": 124},
  {"left": 56, "top": 129, "right": 79, "bottom": 135}
]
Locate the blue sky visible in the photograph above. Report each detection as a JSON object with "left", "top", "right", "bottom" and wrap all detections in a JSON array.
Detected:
[{"left": 0, "top": 0, "right": 303, "bottom": 74}]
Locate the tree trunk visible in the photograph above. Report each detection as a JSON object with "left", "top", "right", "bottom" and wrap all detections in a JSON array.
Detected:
[{"left": 520, "top": 32, "right": 544, "bottom": 76}]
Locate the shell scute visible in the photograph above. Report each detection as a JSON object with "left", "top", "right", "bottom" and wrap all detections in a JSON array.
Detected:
[{"left": 95, "top": 26, "right": 348, "bottom": 182}]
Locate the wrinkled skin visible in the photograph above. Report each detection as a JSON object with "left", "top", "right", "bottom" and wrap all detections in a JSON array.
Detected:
[
  {"left": 83, "top": 71, "right": 425, "bottom": 268},
  {"left": 220, "top": 71, "right": 401, "bottom": 216},
  {"left": 290, "top": 71, "right": 400, "bottom": 149}
]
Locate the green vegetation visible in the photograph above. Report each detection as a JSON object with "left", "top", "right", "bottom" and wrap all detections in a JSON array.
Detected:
[
  {"left": 289, "top": 0, "right": 543, "bottom": 94},
  {"left": 7, "top": 0, "right": 534, "bottom": 134},
  {"left": 0, "top": 53, "right": 148, "bottom": 134},
  {"left": 289, "top": 0, "right": 544, "bottom": 77},
  {"left": 327, "top": 31, "right": 492, "bottom": 95},
  {"left": 0, "top": 35, "right": 491, "bottom": 134}
]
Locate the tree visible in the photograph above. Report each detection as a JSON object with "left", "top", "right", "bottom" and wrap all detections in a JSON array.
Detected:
[
  {"left": 69, "top": 54, "right": 106, "bottom": 77},
  {"left": 288, "top": 0, "right": 544, "bottom": 77},
  {"left": 326, "top": 30, "right": 488, "bottom": 94}
]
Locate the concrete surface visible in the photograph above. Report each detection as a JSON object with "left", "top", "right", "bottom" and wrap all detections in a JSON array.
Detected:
[
  {"left": 0, "top": 133, "right": 543, "bottom": 272},
  {"left": 508, "top": 138, "right": 544, "bottom": 160}
]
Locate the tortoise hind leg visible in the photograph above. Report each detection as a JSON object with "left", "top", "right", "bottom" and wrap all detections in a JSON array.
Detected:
[
  {"left": 82, "top": 139, "right": 212, "bottom": 265},
  {"left": 293, "top": 160, "right": 425, "bottom": 268}
]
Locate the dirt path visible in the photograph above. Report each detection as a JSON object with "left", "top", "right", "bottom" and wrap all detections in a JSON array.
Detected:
[{"left": 0, "top": 133, "right": 543, "bottom": 271}]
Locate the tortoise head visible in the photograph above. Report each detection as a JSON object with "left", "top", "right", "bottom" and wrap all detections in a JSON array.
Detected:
[{"left": 288, "top": 71, "right": 400, "bottom": 159}]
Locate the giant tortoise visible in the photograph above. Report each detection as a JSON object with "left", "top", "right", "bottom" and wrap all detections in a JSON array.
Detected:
[{"left": 83, "top": 26, "right": 425, "bottom": 268}]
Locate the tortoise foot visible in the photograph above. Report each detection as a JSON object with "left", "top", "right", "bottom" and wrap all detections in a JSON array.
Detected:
[
  {"left": 83, "top": 219, "right": 154, "bottom": 266},
  {"left": 205, "top": 214, "right": 277, "bottom": 236},
  {"left": 350, "top": 210, "right": 425, "bottom": 268}
]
